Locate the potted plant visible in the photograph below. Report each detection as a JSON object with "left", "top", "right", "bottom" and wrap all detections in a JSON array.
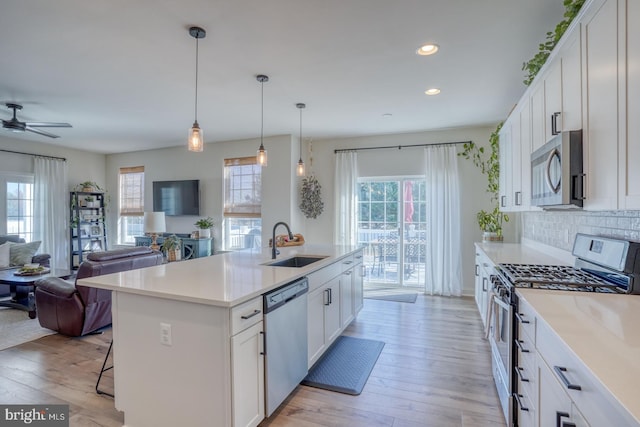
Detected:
[
  {"left": 84, "top": 195, "right": 95, "bottom": 208},
  {"left": 458, "top": 123, "right": 509, "bottom": 241},
  {"left": 160, "top": 234, "right": 182, "bottom": 262},
  {"left": 194, "top": 217, "right": 214, "bottom": 239},
  {"left": 74, "top": 181, "right": 105, "bottom": 193}
]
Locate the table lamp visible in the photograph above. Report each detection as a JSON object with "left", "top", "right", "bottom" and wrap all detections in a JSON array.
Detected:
[{"left": 144, "top": 212, "right": 166, "bottom": 251}]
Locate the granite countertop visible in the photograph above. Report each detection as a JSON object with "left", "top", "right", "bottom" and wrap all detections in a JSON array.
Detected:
[
  {"left": 517, "top": 289, "right": 640, "bottom": 424},
  {"left": 77, "top": 244, "right": 358, "bottom": 307}
]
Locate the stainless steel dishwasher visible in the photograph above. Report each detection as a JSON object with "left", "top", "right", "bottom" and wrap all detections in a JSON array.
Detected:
[{"left": 263, "top": 277, "right": 309, "bottom": 417}]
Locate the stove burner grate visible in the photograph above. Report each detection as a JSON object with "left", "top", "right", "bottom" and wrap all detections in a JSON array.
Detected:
[{"left": 497, "top": 263, "right": 622, "bottom": 293}]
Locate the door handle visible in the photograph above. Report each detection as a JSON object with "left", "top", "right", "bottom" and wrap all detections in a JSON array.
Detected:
[
  {"left": 551, "top": 112, "right": 561, "bottom": 135},
  {"left": 515, "top": 312, "right": 530, "bottom": 324},
  {"left": 260, "top": 331, "right": 265, "bottom": 356},
  {"left": 513, "top": 393, "right": 529, "bottom": 412},
  {"left": 482, "top": 277, "right": 488, "bottom": 292},
  {"left": 475, "top": 264, "right": 479, "bottom": 277},
  {"left": 553, "top": 366, "right": 582, "bottom": 390},
  {"left": 515, "top": 191, "right": 522, "bottom": 206},
  {"left": 324, "top": 289, "right": 330, "bottom": 306},
  {"left": 241, "top": 309, "right": 261, "bottom": 320},
  {"left": 501, "top": 195, "right": 506, "bottom": 207},
  {"left": 545, "top": 148, "right": 561, "bottom": 194},
  {"left": 556, "top": 411, "right": 575, "bottom": 427},
  {"left": 514, "top": 366, "right": 530, "bottom": 382},
  {"left": 514, "top": 339, "right": 530, "bottom": 353}
]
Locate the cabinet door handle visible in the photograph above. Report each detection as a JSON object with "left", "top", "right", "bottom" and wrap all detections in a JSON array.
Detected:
[
  {"left": 513, "top": 393, "right": 529, "bottom": 412},
  {"left": 514, "top": 339, "right": 530, "bottom": 353},
  {"left": 329, "top": 288, "right": 332, "bottom": 305},
  {"left": 343, "top": 260, "right": 353, "bottom": 265},
  {"left": 515, "top": 312, "right": 530, "bottom": 324},
  {"left": 482, "top": 277, "right": 488, "bottom": 292},
  {"left": 553, "top": 366, "right": 582, "bottom": 390},
  {"left": 240, "top": 309, "right": 261, "bottom": 320},
  {"left": 551, "top": 111, "right": 561, "bottom": 135},
  {"left": 501, "top": 195, "right": 506, "bottom": 207},
  {"left": 475, "top": 264, "right": 479, "bottom": 277},
  {"left": 324, "top": 289, "right": 331, "bottom": 306},
  {"left": 361, "top": 265, "right": 366, "bottom": 277},
  {"left": 344, "top": 270, "right": 352, "bottom": 276},
  {"left": 515, "top": 191, "right": 522, "bottom": 206},
  {"left": 514, "top": 366, "right": 530, "bottom": 382},
  {"left": 556, "top": 411, "right": 574, "bottom": 427},
  {"left": 259, "top": 331, "right": 266, "bottom": 356}
]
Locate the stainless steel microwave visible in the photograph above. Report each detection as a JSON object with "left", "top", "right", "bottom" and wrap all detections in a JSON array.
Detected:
[{"left": 531, "top": 130, "right": 584, "bottom": 208}]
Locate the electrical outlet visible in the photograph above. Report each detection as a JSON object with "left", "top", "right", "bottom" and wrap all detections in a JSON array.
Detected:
[{"left": 160, "top": 323, "right": 172, "bottom": 346}]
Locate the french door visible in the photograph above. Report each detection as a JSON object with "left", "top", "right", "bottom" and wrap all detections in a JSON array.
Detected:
[{"left": 357, "top": 178, "right": 426, "bottom": 288}]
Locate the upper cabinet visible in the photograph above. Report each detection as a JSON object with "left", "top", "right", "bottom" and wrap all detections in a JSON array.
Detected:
[
  {"left": 500, "top": 0, "right": 638, "bottom": 211},
  {"left": 620, "top": 0, "right": 640, "bottom": 209}
]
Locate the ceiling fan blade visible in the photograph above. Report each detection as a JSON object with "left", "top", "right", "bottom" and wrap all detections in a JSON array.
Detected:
[
  {"left": 25, "top": 126, "right": 60, "bottom": 138},
  {"left": 25, "top": 122, "right": 72, "bottom": 128}
]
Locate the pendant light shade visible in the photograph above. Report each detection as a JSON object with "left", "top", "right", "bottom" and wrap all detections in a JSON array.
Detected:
[
  {"left": 256, "top": 74, "right": 269, "bottom": 166},
  {"left": 296, "top": 103, "right": 306, "bottom": 177},
  {"left": 188, "top": 26, "right": 206, "bottom": 152}
]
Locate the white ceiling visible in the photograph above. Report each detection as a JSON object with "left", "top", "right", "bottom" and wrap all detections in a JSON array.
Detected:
[{"left": 0, "top": 0, "right": 564, "bottom": 154}]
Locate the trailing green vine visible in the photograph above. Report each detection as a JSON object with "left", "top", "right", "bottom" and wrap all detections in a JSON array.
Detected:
[
  {"left": 458, "top": 123, "right": 509, "bottom": 235},
  {"left": 522, "top": 0, "right": 586, "bottom": 86}
]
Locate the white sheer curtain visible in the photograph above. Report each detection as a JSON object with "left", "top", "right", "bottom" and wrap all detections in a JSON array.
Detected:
[
  {"left": 33, "top": 157, "right": 69, "bottom": 270},
  {"left": 424, "top": 145, "right": 463, "bottom": 296},
  {"left": 334, "top": 151, "right": 358, "bottom": 245}
]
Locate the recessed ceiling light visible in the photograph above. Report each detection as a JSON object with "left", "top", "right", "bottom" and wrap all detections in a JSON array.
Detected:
[
  {"left": 425, "top": 88, "right": 441, "bottom": 96},
  {"left": 416, "top": 44, "right": 439, "bottom": 56}
]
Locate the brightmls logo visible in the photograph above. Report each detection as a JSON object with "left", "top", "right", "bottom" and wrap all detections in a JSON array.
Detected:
[{"left": 1, "top": 405, "right": 68, "bottom": 426}]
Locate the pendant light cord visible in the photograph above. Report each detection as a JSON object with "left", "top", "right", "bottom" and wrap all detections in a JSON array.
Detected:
[
  {"left": 194, "top": 36, "right": 199, "bottom": 121},
  {"left": 299, "top": 107, "right": 303, "bottom": 159},
  {"left": 260, "top": 79, "right": 264, "bottom": 144}
]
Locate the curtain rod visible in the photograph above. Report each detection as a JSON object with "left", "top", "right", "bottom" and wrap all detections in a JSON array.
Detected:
[
  {"left": 334, "top": 140, "right": 471, "bottom": 154},
  {"left": 0, "top": 148, "right": 66, "bottom": 162}
]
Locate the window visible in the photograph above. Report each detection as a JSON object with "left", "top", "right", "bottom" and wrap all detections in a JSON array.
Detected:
[
  {"left": 5, "top": 177, "right": 34, "bottom": 242},
  {"left": 118, "top": 166, "right": 144, "bottom": 244},
  {"left": 223, "top": 157, "right": 261, "bottom": 250}
]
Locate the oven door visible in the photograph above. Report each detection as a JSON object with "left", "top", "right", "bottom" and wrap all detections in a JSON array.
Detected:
[{"left": 489, "top": 286, "right": 513, "bottom": 426}]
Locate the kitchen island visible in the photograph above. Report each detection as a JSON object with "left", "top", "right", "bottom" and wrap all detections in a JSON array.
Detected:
[{"left": 78, "top": 244, "right": 362, "bottom": 427}]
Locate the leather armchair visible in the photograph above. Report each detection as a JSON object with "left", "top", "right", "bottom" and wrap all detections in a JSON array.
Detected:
[{"left": 35, "top": 246, "right": 163, "bottom": 336}]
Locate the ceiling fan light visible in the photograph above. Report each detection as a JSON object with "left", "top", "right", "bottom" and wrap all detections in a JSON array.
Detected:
[{"left": 188, "top": 121, "right": 204, "bottom": 152}]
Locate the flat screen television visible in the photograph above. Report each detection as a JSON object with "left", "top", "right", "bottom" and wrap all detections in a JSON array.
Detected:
[{"left": 152, "top": 180, "right": 200, "bottom": 216}]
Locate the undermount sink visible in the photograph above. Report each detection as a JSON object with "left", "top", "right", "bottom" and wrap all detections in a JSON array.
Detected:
[{"left": 265, "top": 256, "right": 328, "bottom": 268}]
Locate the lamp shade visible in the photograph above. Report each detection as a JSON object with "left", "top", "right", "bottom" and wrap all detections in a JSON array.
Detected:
[{"left": 144, "top": 212, "right": 166, "bottom": 233}]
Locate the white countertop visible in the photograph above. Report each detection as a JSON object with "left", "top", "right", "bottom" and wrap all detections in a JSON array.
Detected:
[
  {"left": 77, "top": 244, "right": 358, "bottom": 307},
  {"left": 517, "top": 289, "right": 640, "bottom": 424},
  {"left": 475, "top": 241, "right": 572, "bottom": 266}
]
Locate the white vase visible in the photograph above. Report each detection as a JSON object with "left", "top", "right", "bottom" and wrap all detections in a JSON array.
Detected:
[{"left": 199, "top": 228, "right": 211, "bottom": 239}]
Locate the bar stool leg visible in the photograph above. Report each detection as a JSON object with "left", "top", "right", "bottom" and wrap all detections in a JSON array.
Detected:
[{"left": 96, "top": 340, "right": 114, "bottom": 397}]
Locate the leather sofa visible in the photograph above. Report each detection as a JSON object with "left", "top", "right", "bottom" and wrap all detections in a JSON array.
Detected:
[
  {"left": 35, "top": 246, "right": 163, "bottom": 336},
  {"left": 0, "top": 235, "right": 50, "bottom": 297}
]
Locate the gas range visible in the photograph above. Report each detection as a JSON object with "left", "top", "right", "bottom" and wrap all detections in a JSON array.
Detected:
[{"left": 495, "top": 233, "right": 640, "bottom": 295}]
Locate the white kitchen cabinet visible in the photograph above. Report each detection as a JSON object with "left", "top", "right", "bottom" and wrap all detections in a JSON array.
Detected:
[
  {"left": 518, "top": 101, "right": 532, "bottom": 210},
  {"left": 498, "top": 120, "right": 513, "bottom": 210},
  {"left": 340, "top": 257, "right": 355, "bottom": 329},
  {"left": 473, "top": 246, "right": 493, "bottom": 327},
  {"left": 530, "top": 82, "right": 546, "bottom": 152},
  {"left": 581, "top": 0, "right": 620, "bottom": 210},
  {"left": 231, "top": 320, "right": 265, "bottom": 427},
  {"left": 537, "top": 352, "right": 579, "bottom": 427},
  {"left": 620, "top": 0, "right": 640, "bottom": 209},
  {"left": 544, "top": 58, "right": 563, "bottom": 142},
  {"left": 307, "top": 275, "right": 341, "bottom": 367},
  {"left": 560, "top": 28, "right": 583, "bottom": 133},
  {"left": 352, "top": 252, "right": 364, "bottom": 315}
]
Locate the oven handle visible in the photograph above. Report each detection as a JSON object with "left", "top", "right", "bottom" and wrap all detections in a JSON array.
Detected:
[{"left": 492, "top": 294, "right": 510, "bottom": 311}]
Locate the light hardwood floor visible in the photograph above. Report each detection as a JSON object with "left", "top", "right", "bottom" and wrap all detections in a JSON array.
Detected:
[{"left": 0, "top": 295, "right": 505, "bottom": 427}]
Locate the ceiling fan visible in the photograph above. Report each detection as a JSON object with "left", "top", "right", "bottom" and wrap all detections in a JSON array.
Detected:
[{"left": 2, "top": 103, "right": 72, "bottom": 139}]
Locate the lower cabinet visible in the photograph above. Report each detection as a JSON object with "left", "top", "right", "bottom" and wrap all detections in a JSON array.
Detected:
[
  {"left": 474, "top": 246, "right": 493, "bottom": 328},
  {"left": 231, "top": 321, "right": 265, "bottom": 427},
  {"left": 537, "top": 353, "right": 589, "bottom": 427},
  {"left": 307, "top": 275, "right": 341, "bottom": 367}
]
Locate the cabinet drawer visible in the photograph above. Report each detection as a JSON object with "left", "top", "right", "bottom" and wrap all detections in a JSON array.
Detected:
[
  {"left": 537, "top": 318, "right": 636, "bottom": 427},
  {"left": 515, "top": 360, "right": 536, "bottom": 411},
  {"left": 515, "top": 330, "right": 535, "bottom": 378},
  {"left": 230, "top": 297, "right": 263, "bottom": 336},
  {"left": 307, "top": 261, "right": 342, "bottom": 292},
  {"left": 516, "top": 295, "right": 536, "bottom": 343},
  {"left": 340, "top": 254, "right": 355, "bottom": 272},
  {"left": 514, "top": 391, "right": 536, "bottom": 427}
]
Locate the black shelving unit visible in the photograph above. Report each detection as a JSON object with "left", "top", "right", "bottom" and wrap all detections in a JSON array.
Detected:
[{"left": 70, "top": 191, "right": 108, "bottom": 270}]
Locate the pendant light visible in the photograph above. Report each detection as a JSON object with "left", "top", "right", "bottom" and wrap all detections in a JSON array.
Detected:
[
  {"left": 296, "top": 103, "right": 306, "bottom": 176},
  {"left": 256, "top": 74, "right": 269, "bottom": 166},
  {"left": 188, "top": 26, "right": 206, "bottom": 152}
]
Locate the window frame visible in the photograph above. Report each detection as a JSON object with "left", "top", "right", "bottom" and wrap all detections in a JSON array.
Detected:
[{"left": 118, "top": 166, "right": 145, "bottom": 245}]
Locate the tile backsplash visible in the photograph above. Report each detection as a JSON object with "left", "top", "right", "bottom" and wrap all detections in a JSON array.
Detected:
[{"left": 522, "top": 210, "right": 640, "bottom": 251}]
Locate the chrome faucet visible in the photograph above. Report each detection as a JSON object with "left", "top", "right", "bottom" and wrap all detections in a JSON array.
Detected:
[{"left": 272, "top": 222, "right": 294, "bottom": 259}]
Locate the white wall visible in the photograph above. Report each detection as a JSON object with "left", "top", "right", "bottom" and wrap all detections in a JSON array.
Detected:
[
  {"left": 302, "top": 126, "right": 497, "bottom": 295},
  {"left": 0, "top": 135, "right": 106, "bottom": 187},
  {"left": 106, "top": 135, "right": 305, "bottom": 252}
]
